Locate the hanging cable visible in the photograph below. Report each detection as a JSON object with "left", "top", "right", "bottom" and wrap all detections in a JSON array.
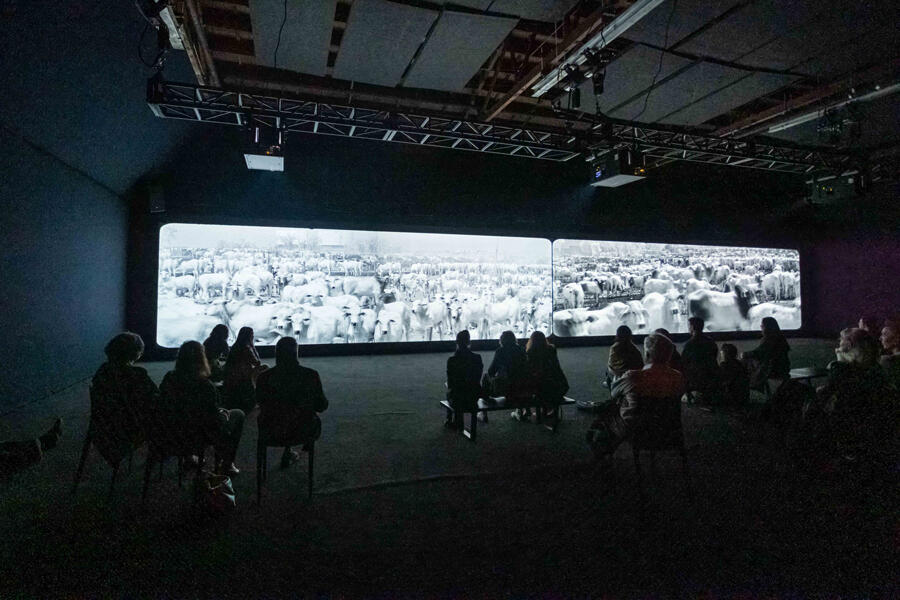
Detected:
[
  {"left": 274, "top": 0, "right": 288, "bottom": 69},
  {"left": 632, "top": 0, "right": 678, "bottom": 122}
]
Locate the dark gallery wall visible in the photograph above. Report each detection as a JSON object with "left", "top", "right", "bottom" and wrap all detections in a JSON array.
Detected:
[{"left": 0, "top": 132, "right": 128, "bottom": 412}]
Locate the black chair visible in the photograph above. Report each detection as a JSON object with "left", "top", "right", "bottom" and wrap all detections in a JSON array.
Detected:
[
  {"left": 257, "top": 431, "right": 315, "bottom": 503},
  {"left": 142, "top": 422, "right": 211, "bottom": 502},
  {"left": 629, "top": 394, "right": 690, "bottom": 487},
  {"left": 73, "top": 386, "right": 144, "bottom": 498}
]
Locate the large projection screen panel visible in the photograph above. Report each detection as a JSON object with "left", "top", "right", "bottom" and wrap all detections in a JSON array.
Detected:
[
  {"left": 552, "top": 240, "right": 801, "bottom": 336},
  {"left": 157, "top": 224, "right": 552, "bottom": 348}
]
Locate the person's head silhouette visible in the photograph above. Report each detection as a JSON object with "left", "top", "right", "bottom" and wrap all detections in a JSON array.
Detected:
[
  {"left": 456, "top": 330, "right": 470, "bottom": 350},
  {"left": 499, "top": 330, "right": 516, "bottom": 348},
  {"left": 275, "top": 336, "right": 300, "bottom": 367}
]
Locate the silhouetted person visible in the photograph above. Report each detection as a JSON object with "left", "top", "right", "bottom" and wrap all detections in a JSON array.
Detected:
[
  {"left": 0, "top": 418, "right": 62, "bottom": 478},
  {"left": 482, "top": 330, "right": 528, "bottom": 398},
  {"left": 524, "top": 331, "right": 569, "bottom": 424},
  {"left": 805, "top": 328, "right": 893, "bottom": 459},
  {"left": 159, "top": 341, "right": 245, "bottom": 476},
  {"left": 607, "top": 326, "right": 644, "bottom": 382},
  {"left": 719, "top": 343, "right": 750, "bottom": 406},
  {"left": 681, "top": 317, "right": 719, "bottom": 402},
  {"left": 879, "top": 318, "right": 900, "bottom": 390},
  {"left": 90, "top": 332, "right": 158, "bottom": 457},
  {"left": 203, "top": 324, "right": 230, "bottom": 382},
  {"left": 446, "top": 330, "right": 483, "bottom": 429},
  {"left": 742, "top": 316, "right": 790, "bottom": 390},
  {"left": 587, "top": 333, "right": 684, "bottom": 458},
  {"left": 256, "top": 337, "right": 328, "bottom": 468},
  {"left": 655, "top": 328, "right": 683, "bottom": 373},
  {"left": 222, "top": 327, "right": 268, "bottom": 412},
  {"left": 858, "top": 316, "right": 883, "bottom": 337}
]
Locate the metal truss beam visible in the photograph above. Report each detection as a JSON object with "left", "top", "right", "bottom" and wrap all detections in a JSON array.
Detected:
[
  {"left": 594, "top": 123, "right": 854, "bottom": 174},
  {"left": 146, "top": 80, "right": 581, "bottom": 162}
]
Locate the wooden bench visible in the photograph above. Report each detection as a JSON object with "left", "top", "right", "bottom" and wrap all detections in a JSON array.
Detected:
[{"left": 440, "top": 396, "right": 576, "bottom": 441}]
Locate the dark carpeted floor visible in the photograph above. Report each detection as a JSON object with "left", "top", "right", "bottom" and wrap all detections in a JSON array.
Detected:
[{"left": 1, "top": 339, "right": 896, "bottom": 598}]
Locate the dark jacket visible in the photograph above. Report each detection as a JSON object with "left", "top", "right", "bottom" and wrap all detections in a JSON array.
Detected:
[
  {"left": 528, "top": 346, "right": 569, "bottom": 403},
  {"left": 719, "top": 358, "right": 750, "bottom": 405},
  {"left": 447, "top": 348, "right": 483, "bottom": 407},
  {"left": 681, "top": 334, "right": 719, "bottom": 390},
  {"left": 158, "top": 371, "right": 222, "bottom": 444},
  {"left": 203, "top": 336, "right": 230, "bottom": 363},
  {"left": 89, "top": 362, "right": 158, "bottom": 464},
  {"left": 744, "top": 334, "right": 791, "bottom": 379},
  {"left": 222, "top": 345, "right": 261, "bottom": 410},
  {"left": 487, "top": 344, "right": 528, "bottom": 396},
  {"left": 879, "top": 353, "right": 900, "bottom": 391},
  {"left": 608, "top": 341, "right": 644, "bottom": 377},
  {"left": 256, "top": 364, "right": 328, "bottom": 441}
]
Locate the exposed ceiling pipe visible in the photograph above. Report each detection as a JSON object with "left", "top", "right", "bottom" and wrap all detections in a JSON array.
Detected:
[{"left": 767, "top": 81, "right": 900, "bottom": 133}]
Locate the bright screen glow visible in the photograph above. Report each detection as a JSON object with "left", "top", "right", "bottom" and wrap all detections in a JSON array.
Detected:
[
  {"left": 157, "top": 224, "right": 552, "bottom": 347},
  {"left": 552, "top": 240, "right": 801, "bottom": 337}
]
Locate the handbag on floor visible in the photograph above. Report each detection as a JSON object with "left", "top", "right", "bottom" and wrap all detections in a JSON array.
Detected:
[{"left": 195, "top": 470, "right": 236, "bottom": 516}]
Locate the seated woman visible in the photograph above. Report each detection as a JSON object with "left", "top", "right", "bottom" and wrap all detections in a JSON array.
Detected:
[
  {"left": 482, "top": 330, "right": 529, "bottom": 398},
  {"left": 654, "top": 328, "right": 683, "bottom": 373},
  {"left": 718, "top": 343, "right": 750, "bottom": 406},
  {"left": 221, "top": 327, "right": 268, "bottom": 412},
  {"left": 587, "top": 333, "right": 684, "bottom": 459},
  {"left": 90, "top": 332, "right": 158, "bottom": 463},
  {"left": 522, "top": 331, "right": 569, "bottom": 424},
  {"left": 742, "top": 316, "right": 791, "bottom": 391},
  {"left": 256, "top": 337, "right": 329, "bottom": 468},
  {"left": 158, "top": 341, "right": 245, "bottom": 476},
  {"left": 804, "top": 328, "right": 894, "bottom": 459},
  {"left": 203, "top": 324, "right": 230, "bottom": 383},
  {"left": 607, "top": 325, "right": 644, "bottom": 385}
]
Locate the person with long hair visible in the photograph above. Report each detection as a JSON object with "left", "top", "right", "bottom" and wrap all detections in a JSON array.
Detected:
[
  {"left": 90, "top": 332, "right": 158, "bottom": 460},
  {"left": 608, "top": 325, "right": 644, "bottom": 382},
  {"left": 521, "top": 331, "right": 569, "bottom": 424},
  {"left": 742, "top": 316, "right": 791, "bottom": 390},
  {"left": 222, "top": 327, "right": 268, "bottom": 412},
  {"left": 203, "top": 324, "right": 230, "bottom": 382},
  {"left": 482, "top": 330, "right": 528, "bottom": 398},
  {"left": 159, "top": 341, "right": 245, "bottom": 476},
  {"left": 256, "top": 337, "right": 329, "bottom": 468},
  {"left": 654, "top": 328, "right": 683, "bottom": 373}
]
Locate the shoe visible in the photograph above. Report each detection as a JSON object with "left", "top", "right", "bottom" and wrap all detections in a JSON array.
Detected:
[
  {"left": 510, "top": 410, "right": 530, "bottom": 422},
  {"left": 224, "top": 463, "right": 240, "bottom": 476},
  {"left": 280, "top": 449, "right": 300, "bottom": 469}
]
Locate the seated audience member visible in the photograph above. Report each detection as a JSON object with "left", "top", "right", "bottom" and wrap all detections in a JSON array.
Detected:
[
  {"left": 858, "top": 316, "right": 883, "bottom": 338},
  {"left": 482, "top": 330, "right": 528, "bottom": 398},
  {"left": 446, "top": 330, "right": 484, "bottom": 429},
  {"left": 655, "top": 328, "right": 683, "bottom": 373},
  {"left": 158, "top": 341, "right": 244, "bottom": 476},
  {"left": 880, "top": 318, "right": 900, "bottom": 389},
  {"left": 681, "top": 317, "right": 719, "bottom": 401},
  {"left": 806, "top": 328, "right": 892, "bottom": 458},
  {"left": 587, "top": 333, "right": 684, "bottom": 458},
  {"left": 607, "top": 326, "right": 644, "bottom": 382},
  {"left": 222, "top": 327, "right": 268, "bottom": 412},
  {"left": 742, "top": 317, "right": 791, "bottom": 390},
  {"left": 256, "top": 337, "right": 328, "bottom": 469},
  {"left": 0, "top": 418, "right": 62, "bottom": 478},
  {"left": 718, "top": 343, "right": 750, "bottom": 406},
  {"left": 91, "top": 332, "right": 158, "bottom": 457},
  {"left": 203, "top": 325, "right": 230, "bottom": 382},
  {"left": 525, "top": 331, "right": 569, "bottom": 423}
]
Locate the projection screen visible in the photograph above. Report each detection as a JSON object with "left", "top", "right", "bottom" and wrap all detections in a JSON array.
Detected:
[
  {"left": 552, "top": 240, "right": 801, "bottom": 337},
  {"left": 157, "top": 223, "right": 552, "bottom": 347}
]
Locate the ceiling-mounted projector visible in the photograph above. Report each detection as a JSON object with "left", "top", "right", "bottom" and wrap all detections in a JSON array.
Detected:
[
  {"left": 244, "top": 125, "right": 284, "bottom": 171},
  {"left": 591, "top": 148, "right": 646, "bottom": 187}
]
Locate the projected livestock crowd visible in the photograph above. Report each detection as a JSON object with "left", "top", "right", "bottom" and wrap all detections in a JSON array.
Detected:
[
  {"left": 552, "top": 240, "right": 801, "bottom": 336},
  {"left": 157, "top": 225, "right": 553, "bottom": 347}
]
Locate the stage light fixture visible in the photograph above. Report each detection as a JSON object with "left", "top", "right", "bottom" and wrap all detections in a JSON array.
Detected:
[
  {"left": 562, "top": 65, "right": 585, "bottom": 93},
  {"left": 590, "top": 148, "right": 646, "bottom": 187},
  {"left": 244, "top": 124, "right": 284, "bottom": 171}
]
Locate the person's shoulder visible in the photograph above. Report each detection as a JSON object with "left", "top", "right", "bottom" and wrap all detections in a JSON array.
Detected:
[{"left": 299, "top": 365, "right": 321, "bottom": 379}]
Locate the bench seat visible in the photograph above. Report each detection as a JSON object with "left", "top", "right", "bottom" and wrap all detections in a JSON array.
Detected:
[{"left": 440, "top": 396, "right": 576, "bottom": 441}]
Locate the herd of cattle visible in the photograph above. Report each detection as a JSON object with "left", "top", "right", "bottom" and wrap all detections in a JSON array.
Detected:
[
  {"left": 552, "top": 249, "right": 801, "bottom": 337},
  {"left": 156, "top": 247, "right": 801, "bottom": 347},
  {"left": 156, "top": 248, "right": 553, "bottom": 347}
]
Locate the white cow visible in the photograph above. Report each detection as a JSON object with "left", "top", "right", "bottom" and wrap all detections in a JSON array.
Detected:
[
  {"left": 685, "top": 278, "right": 711, "bottom": 294},
  {"left": 343, "top": 276, "right": 385, "bottom": 307},
  {"left": 198, "top": 273, "right": 228, "bottom": 299},
  {"left": 323, "top": 294, "right": 361, "bottom": 311},
  {"left": 622, "top": 300, "right": 651, "bottom": 333},
  {"left": 761, "top": 272, "right": 782, "bottom": 300},
  {"left": 686, "top": 287, "right": 758, "bottom": 332},
  {"left": 204, "top": 300, "right": 281, "bottom": 343},
  {"left": 642, "top": 292, "right": 683, "bottom": 333},
  {"left": 486, "top": 297, "right": 521, "bottom": 335},
  {"left": 643, "top": 278, "right": 674, "bottom": 295},
  {"left": 345, "top": 307, "right": 377, "bottom": 343},
  {"left": 748, "top": 302, "right": 801, "bottom": 330},
  {"left": 583, "top": 303, "right": 632, "bottom": 336},
  {"left": 374, "top": 302, "right": 411, "bottom": 342},
  {"left": 412, "top": 299, "right": 450, "bottom": 341},
  {"left": 169, "top": 275, "right": 198, "bottom": 297},
  {"left": 561, "top": 283, "right": 585, "bottom": 309},
  {"left": 282, "top": 281, "right": 328, "bottom": 305},
  {"left": 291, "top": 305, "right": 345, "bottom": 344}
]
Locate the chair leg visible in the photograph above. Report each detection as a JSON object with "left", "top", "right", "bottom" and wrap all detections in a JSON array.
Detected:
[
  {"left": 108, "top": 463, "right": 120, "bottom": 500},
  {"left": 72, "top": 433, "right": 92, "bottom": 495},
  {"left": 307, "top": 444, "right": 315, "bottom": 499}
]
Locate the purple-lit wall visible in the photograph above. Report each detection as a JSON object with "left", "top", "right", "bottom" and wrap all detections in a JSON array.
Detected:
[{"left": 804, "top": 233, "right": 900, "bottom": 336}]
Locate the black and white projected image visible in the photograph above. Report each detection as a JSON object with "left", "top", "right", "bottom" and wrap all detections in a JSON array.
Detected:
[
  {"left": 157, "top": 224, "right": 552, "bottom": 347},
  {"left": 552, "top": 240, "right": 801, "bottom": 337}
]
